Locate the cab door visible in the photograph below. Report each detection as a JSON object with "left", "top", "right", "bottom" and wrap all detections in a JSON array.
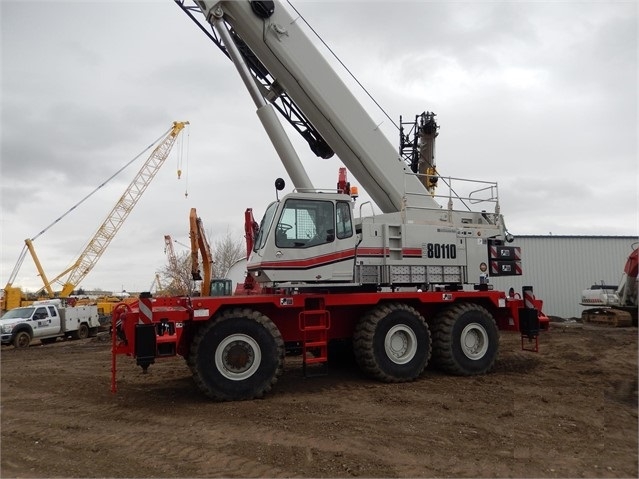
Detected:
[
  {"left": 271, "top": 197, "right": 356, "bottom": 282},
  {"left": 31, "top": 306, "right": 59, "bottom": 338}
]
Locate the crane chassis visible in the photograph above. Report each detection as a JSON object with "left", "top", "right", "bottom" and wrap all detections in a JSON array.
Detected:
[{"left": 112, "top": 284, "right": 545, "bottom": 401}]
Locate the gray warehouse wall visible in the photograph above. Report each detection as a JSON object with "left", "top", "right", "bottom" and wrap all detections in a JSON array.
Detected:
[{"left": 489, "top": 236, "right": 638, "bottom": 319}]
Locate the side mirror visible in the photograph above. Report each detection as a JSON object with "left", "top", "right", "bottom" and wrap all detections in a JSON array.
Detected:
[{"left": 275, "top": 178, "right": 285, "bottom": 201}]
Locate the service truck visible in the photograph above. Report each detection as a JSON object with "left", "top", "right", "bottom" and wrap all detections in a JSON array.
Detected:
[{"left": 1, "top": 299, "right": 100, "bottom": 348}]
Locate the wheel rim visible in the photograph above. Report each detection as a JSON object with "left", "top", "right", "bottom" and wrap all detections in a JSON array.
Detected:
[
  {"left": 384, "top": 325, "right": 417, "bottom": 364},
  {"left": 215, "top": 334, "right": 261, "bottom": 381},
  {"left": 17, "top": 334, "right": 29, "bottom": 348},
  {"left": 460, "top": 323, "right": 489, "bottom": 360}
]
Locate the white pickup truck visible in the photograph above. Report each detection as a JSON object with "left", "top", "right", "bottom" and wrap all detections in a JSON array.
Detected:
[{"left": 0, "top": 299, "right": 100, "bottom": 348}]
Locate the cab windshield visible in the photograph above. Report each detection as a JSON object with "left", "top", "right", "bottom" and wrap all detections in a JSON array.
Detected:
[
  {"left": 275, "top": 199, "right": 335, "bottom": 248},
  {"left": 1, "top": 307, "right": 35, "bottom": 320},
  {"left": 254, "top": 202, "right": 279, "bottom": 252}
]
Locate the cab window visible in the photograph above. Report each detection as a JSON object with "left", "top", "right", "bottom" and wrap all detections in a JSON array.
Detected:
[
  {"left": 336, "top": 201, "right": 353, "bottom": 239},
  {"left": 276, "top": 199, "right": 334, "bottom": 248},
  {"left": 34, "top": 307, "right": 48, "bottom": 320},
  {"left": 47, "top": 306, "right": 58, "bottom": 317}
]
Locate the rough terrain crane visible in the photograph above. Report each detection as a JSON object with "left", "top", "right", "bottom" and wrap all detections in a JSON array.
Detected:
[
  {"left": 2, "top": 121, "right": 189, "bottom": 312},
  {"left": 112, "top": 1, "right": 547, "bottom": 401}
]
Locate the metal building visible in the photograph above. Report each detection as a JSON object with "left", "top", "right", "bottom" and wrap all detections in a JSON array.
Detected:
[{"left": 489, "top": 235, "right": 638, "bottom": 319}]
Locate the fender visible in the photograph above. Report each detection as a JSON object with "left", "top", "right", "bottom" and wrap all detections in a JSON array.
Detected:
[{"left": 12, "top": 324, "right": 33, "bottom": 340}]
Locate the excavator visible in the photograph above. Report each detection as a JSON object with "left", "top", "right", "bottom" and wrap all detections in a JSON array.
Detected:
[
  {"left": 2, "top": 121, "right": 189, "bottom": 313},
  {"left": 111, "top": 0, "right": 547, "bottom": 401},
  {"left": 189, "top": 208, "right": 233, "bottom": 297},
  {"left": 580, "top": 244, "right": 638, "bottom": 327}
]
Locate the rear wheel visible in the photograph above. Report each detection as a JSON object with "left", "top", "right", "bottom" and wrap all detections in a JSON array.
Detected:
[
  {"left": 431, "top": 303, "right": 499, "bottom": 375},
  {"left": 73, "top": 323, "right": 90, "bottom": 340},
  {"left": 13, "top": 331, "right": 31, "bottom": 349},
  {"left": 190, "top": 308, "right": 284, "bottom": 401},
  {"left": 354, "top": 303, "right": 431, "bottom": 382}
]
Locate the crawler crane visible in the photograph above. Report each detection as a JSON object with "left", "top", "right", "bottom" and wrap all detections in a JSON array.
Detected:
[
  {"left": 2, "top": 121, "right": 188, "bottom": 312},
  {"left": 112, "top": 1, "right": 547, "bottom": 401}
]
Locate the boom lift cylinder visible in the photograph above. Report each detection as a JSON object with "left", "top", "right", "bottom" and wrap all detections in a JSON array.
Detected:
[
  {"left": 210, "top": 7, "right": 313, "bottom": 191},
  {"left": 197, "top": 0, "right": 439, "bottom": 213}
]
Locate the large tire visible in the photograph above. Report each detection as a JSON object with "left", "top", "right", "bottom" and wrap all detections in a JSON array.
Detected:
[
  {"left": 190, "top": 308, "right": 284, "bottom": 401},
  {"left": 354, "top": 303, "right": 431, "bottom": 382},
  {"left": 13, "top": 331, "right": 31, "bottom": 349},
  {"left": 431, "top": 303, "right": 499, "bottom": 375}
]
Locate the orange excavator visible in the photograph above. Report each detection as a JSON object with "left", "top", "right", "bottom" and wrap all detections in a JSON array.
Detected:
[{"left": 189, "top": 208, "right": 232, "bottom": 297}]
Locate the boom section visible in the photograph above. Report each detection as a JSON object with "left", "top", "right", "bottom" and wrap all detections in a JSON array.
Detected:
[{"left": 193, "top": 0, "right": 438, "bottom": 214}]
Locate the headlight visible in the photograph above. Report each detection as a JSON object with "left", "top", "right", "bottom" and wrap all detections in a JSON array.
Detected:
[{"left": 2, "top": 324, "right": 13, "bottom": 334}]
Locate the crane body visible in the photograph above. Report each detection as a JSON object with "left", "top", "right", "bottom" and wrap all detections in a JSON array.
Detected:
[
  {"left": 112, "top": 1, "right": 547, "bottom": 401},
  {"left": 187, "top": 0, "right": 513, "bottom": 287}
]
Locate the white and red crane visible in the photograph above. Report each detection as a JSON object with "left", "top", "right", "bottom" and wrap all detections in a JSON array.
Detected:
[{"left": 112, "top": 1, "right": 547, "bottom": 401}]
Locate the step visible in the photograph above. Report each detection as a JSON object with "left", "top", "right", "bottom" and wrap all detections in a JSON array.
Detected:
[
  {"left": 304, "top": 356, "right": 327, "bottom": 365},
  {"left": 301, "top": 325, "right": 329, "bottom": 332}
]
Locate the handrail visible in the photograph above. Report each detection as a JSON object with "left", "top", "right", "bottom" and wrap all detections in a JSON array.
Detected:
[
  {"left": 358, "top": 201, "right": 376, "bottom": 222},
  {"left": 403, "top": 171, "right": 500, "bottom": 213}
]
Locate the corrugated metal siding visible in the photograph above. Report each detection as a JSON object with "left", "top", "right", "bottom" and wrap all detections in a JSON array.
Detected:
[{"left": 489, "top": 236, "right": 638, "bottom": 319}]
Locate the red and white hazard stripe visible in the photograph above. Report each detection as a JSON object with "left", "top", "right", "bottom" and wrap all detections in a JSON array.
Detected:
[
  {"left": 523, "top": 287, "right": 535, "bottom": 309},
  {"left": 139, "top": 297, "right": 153, "bottom": 323}
]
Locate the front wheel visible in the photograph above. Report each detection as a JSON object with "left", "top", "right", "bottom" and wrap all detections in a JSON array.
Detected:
[
  {"left": 354, "top": 303, "right": 431, "bottom": 382},
  {"left": 190, "top": 308, "right": 284, "bottom": 401},
  {"left": 431, "top": 303, "right": 499, "bottom": 375},
  {"left": 13, "top": 331, "right": 31, "bottom": 349}
]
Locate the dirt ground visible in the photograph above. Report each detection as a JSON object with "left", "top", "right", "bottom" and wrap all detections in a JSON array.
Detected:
[{"left": 1, "top": 322, "right": 637, "bottom": 478}]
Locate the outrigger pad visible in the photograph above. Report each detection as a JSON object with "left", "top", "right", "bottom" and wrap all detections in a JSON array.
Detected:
[
  {"left": 135, "top": 324, "right": 156, "bottom": 371},
  {"left": 518, "top": 308, "right": 540, "bottom": 337}
]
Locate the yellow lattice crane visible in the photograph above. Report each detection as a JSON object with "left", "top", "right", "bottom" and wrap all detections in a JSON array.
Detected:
[
  {"left": 164, "top": 235, "right": 179, "bottom": 274},
  {"left": 2, "top": 121, "right": 189, "bottom": 310}
]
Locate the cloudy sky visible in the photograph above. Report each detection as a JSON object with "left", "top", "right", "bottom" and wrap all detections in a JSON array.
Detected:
[{"left": 1, "top": 0, "right": 637, "bottom": 294}]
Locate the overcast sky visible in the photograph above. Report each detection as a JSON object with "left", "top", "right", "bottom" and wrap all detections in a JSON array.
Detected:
[{"left": 1, "top": 0, "right": 637, "bottom": 294}]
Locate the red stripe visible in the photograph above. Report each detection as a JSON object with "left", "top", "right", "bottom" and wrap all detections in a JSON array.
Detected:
[{"left": 252, "top": 248, "right": 356, "bottom": 270}]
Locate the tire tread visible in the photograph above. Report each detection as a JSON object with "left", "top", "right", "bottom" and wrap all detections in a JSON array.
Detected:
[
  {"left": 190, "top": 308, "right": 284, "bottom": 401},
  {"left": 431, "top": 302, "right": 498, "bottom": 376},
  {"left": 354, "top": 303, "right": 430, "bottom": 383}
]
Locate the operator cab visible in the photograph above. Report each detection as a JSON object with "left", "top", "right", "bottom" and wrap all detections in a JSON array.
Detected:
[{"left": 248, "top": 190, "right": 358, "bottom": 285}]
